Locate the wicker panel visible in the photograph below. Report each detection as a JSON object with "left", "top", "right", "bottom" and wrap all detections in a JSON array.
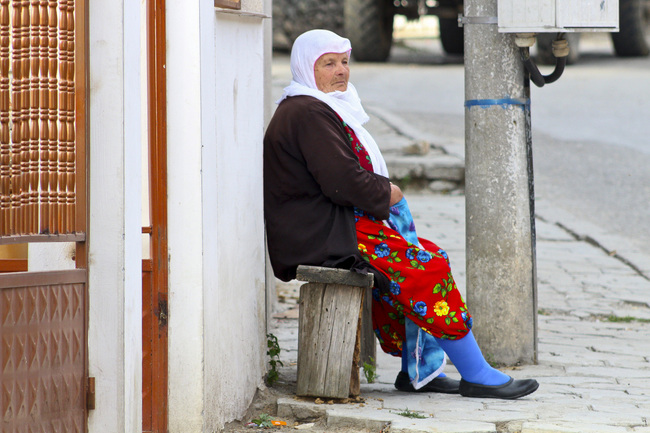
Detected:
[
  {"left": 0, "top": 0, "right": 82, "bottom": 238},
  {"left": 0, "top": 275, "right": 86, "bottom": 433}
]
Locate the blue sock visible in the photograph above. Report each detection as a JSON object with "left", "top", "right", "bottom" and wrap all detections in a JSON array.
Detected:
[{"left": 434, "top": 330, "right": 510, "bottom": 386}]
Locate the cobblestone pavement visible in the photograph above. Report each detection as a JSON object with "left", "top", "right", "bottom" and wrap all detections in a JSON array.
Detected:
[{"left": 269, "top": 192, "right": 650, "bottom": 433}]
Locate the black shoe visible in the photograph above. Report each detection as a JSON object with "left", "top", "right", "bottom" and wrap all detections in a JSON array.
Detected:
[
  {"left": 394, "top": 371, "right": 460, "bottom": 394},
  {"left": 459, "top": 377, "right": 539, "bottom": 399}
]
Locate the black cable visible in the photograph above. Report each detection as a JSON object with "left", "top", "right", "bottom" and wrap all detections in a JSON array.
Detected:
[
  {"left": 520, "top": 43, "right": 567, "bottom": 88},
  {"left": 521, "top": 48, "right": 546, "bottom": 88},
  {"left": 542, "top": 56, "right": 566, "bottom": 84}
]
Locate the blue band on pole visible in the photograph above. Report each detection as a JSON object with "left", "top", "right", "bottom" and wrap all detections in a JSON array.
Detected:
[{"left": 465, "top": 98, "right": 530, "bottom": 109}]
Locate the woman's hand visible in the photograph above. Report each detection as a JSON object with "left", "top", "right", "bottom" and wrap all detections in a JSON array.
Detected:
[{"left": 389, "top": 183, "right": 404, "bottom": 206}]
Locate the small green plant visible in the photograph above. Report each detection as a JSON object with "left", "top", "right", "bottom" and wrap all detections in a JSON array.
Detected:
[
  {"left": 393, "top": 408, "right": 427, "bottom": 419},
  {"left": 266, "top": 333, "right": 283, "bottom": 386},
  {"left": 362, "top": 357, "right": 377, "bottom": 383},
  {"left": 606, "top": 314, "right": 650, "bottom": 323},
  {"left": 251, "top": 413, "right": 274, "bottom": 428}
]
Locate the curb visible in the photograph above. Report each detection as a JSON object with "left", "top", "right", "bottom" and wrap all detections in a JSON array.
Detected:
[{"left": 365, "top": 107, "right": 466, "bottom": 193}]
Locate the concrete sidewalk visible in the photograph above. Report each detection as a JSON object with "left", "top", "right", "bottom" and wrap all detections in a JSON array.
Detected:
[{"left": 267, "top": 105, "right": 650, "bottom": 433}]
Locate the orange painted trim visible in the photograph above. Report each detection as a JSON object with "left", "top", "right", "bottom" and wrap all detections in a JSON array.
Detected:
[
  {"left": 75, "top": 0, "right": 89, "bottom": 271},
  {"left": 144, "top": 0, "right": 169, "bottom": 431},
  {"left": 0, "top": 259, "right": 27, "bottom": 273}
]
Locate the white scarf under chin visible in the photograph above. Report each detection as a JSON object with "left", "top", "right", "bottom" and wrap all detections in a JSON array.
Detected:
[{"left": 277, "top": 29, "right": 389, "bottom": 178}]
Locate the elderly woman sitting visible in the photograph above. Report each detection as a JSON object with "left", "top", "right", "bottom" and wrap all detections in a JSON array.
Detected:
[{"left": 264, "top": 29, "right": 539, "bottom": 400}]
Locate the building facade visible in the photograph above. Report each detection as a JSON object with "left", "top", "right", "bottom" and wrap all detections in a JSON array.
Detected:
[{"left": 0, "top": 0, "right": 272, "bottom": 431}]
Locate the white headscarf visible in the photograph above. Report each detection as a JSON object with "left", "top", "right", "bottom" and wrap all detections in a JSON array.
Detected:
[{"left": 277, "top": 29, "right": 389, "bottom": 177}]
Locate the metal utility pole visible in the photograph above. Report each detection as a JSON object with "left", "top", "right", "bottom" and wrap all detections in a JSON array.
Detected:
[{"left": 464, "top": 0, "right": 537, "bottom": 365}]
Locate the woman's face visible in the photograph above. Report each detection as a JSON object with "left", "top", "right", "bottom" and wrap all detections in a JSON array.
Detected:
[{"left": 314, "top": 52, "right": 350, "bottom": 93}]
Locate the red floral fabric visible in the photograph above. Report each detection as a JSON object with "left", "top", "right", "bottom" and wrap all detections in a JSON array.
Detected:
[{"left": 339, "top": 118, "right": 473, "bottom": 356}]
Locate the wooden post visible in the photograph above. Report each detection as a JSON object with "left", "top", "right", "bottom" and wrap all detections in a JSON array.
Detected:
[{"left": 295, "top": 266, "right": 373, "bottom": 399}]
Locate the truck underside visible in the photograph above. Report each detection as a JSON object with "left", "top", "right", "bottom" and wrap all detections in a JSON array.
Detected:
[{"left": 272, "top": 0, "right": 649, "bottom": 63}]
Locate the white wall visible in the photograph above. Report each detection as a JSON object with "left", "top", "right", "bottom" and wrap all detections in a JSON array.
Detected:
[
  {"left": 165, "top": 1, "right": 270, "bottom": 431},
  {"left": 166, "top": 0, "right": 206, "bottom": 431},
  {"left": 202, "top": 7, "right": 269, "bottom": 431},
  {"left": 166, "top": 0, "right": 271, "bottom": 430},
  {"left": 28, "top": 243, "right": 75, "bottom": 271},
  {"left": 87, "top": 0, "right": 143, "bottom": 432}
]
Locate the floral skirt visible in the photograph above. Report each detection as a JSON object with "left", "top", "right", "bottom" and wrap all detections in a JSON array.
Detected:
[{"left": 355, "top": 214, "right": 473, "bottom": 356}]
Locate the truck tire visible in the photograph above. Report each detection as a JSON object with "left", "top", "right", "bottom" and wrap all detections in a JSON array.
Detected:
[
  {"left": 439, "top": 17, "right": 464, "bottom": 55},
  {"left": 344, "top": 0, "right": 395, "bottom": 62},
  {"left": 535, "top": 33, "right": 581, "bottom": 65},
  {"left": 611, "top": 0, "right": 650, "bottom": 57},
  {"left": 272, "top": 0, "right": 344, "bottom": 51}
]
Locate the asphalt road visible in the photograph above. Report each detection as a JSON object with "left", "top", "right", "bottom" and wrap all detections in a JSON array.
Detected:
[{"left": 346, "top": 33, "right": 650, "bottom": 266}]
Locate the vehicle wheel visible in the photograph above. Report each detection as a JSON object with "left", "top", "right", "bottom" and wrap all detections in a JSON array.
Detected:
[
  {"left": 535, "top": 33, "right": 581, "bottom": 65},
  {"left": 611, "top": 0, "right": 650, "bottom": 57},
  {"left": 272, "top": 0, "right": 344, "bottom": 51},
  {"left": 439, "top": 17, "right": 464, "bottom": 55},
  {"left": 344, "top": 0, "right": 395, "bottom": 62}
]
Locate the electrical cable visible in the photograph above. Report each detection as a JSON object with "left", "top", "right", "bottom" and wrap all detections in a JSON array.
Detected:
[{"left": 520, "top": 36, "right": 569, "bottom": 87}]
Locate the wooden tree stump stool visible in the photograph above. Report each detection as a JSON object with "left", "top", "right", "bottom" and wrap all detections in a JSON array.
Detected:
[{"left": 295, "top": 265, "right": 375, "bottom": 399}]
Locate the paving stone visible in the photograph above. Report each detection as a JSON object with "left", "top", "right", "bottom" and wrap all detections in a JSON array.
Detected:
[
  {"left": 388, "top": 418, "right": 498, "bottom": 433},
  {"left": 276, "top": 398, "right": 327, "bottom": 421},
  {"left": 325, "top": 407, "right": 394, "bottom": 431},
  {"left": 563, "top": 365, "right": 650, "bottom": 379},
  {"left": 432, "top": 408, "right": 541, "bottom": 423},
  {"left": 520, "top": 422, "right": 630, "bottom": 433},
  {"left": 378, "top": 393, "right": 444, "bottom": 412}
]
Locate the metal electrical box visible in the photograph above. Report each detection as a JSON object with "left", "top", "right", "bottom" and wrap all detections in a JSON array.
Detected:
[{"left": 498, "top": 0, "right": 619, "bottom": 32}]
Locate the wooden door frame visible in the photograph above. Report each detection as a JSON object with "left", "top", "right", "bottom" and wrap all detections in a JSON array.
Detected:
[{"left": 144, "top": 0, "right": 169, "bottom": 431}]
